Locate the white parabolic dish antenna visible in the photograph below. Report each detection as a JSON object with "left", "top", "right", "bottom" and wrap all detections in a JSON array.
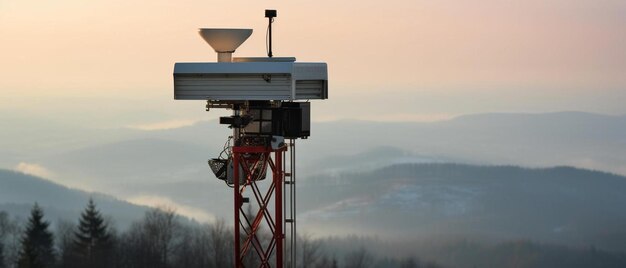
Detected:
[{"left": 199, "top": 28, "right": 253, "bottom": 62}]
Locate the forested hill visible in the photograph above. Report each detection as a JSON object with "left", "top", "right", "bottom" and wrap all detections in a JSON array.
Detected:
[
  {"left": 299, "top": 164, "right": 626, "bottom": 252},
  {"left": 0, "top": 169, "right": 147, "bottom": 229}
]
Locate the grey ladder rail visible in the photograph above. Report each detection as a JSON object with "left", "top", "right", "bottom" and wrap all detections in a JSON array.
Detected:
[{"left": 284, "top": 140, "right": 297, "bottom": 267}]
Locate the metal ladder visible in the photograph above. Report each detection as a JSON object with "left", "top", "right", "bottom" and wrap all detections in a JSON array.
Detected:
[{"left": 284, "top": 139, "right": 297, "bottom": 267}]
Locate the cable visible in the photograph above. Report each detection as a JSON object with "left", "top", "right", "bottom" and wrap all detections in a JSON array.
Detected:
[
  {"left": 218, "top": 136, "right": 232, "bottom": 160},
  {"left": 266, "top": 18, "right": 275, "bottom": 57}
]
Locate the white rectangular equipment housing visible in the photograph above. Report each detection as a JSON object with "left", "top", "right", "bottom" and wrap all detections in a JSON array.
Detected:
[{"left": 173, "top": 62, "right": 328, "bottom": 101}]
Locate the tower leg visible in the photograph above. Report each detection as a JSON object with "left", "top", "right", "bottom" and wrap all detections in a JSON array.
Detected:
[
  {"left": 234, "top": 151, "right": 242, "bottom": 267},
  {"left": 275, "top": 150, "right": 283, "bottom": 268}
]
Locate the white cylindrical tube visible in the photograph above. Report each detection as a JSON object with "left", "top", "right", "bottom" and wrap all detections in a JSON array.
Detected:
[{"left": 217, "top": 52, "right": 233, "bottom": 62}]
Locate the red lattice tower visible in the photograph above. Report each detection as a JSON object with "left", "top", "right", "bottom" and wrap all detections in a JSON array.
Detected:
[{"left": 232, "top": 145, "right": 285, "bottom": 267}]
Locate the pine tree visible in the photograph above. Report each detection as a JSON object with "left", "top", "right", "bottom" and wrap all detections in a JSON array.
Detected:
[
  {"left": 0, "top": 242, "right": 5, "bottom": 268},
  {"left": 17, "top": 203, "right": 55, "bottom": 268},
  {"left": 71, "top": 198, "right": 113, "bottom": 268}
]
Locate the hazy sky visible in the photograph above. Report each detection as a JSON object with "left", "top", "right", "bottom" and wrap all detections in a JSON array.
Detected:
[
  {"left": 1, "top": 0, "right": 625, "bottom": 127},
  {"left": 2, "top": 0, "right": 625, "bottom": 222}
]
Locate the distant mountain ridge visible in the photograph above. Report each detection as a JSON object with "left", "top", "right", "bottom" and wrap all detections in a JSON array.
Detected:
[
  {"left": 298, "top": 111, "right": 626, "bottom": 175},
  {"left": 0, "top": 169, "right": 148, "bottom": 229},
  {"left": 451, "top": 111, "right": 626, "bottom": 121},
  {"left": 6, "top": 110, "right": 625, "bottom": 177}
]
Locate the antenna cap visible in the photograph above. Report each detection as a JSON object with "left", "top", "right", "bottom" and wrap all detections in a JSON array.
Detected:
[{"left": 198, "top": 28, "right": 253, "bottom": 53}]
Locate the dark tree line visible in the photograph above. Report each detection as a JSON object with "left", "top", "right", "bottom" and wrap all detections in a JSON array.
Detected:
[
  {"left": 0, "top": 201, "right": 445, "bottom": 268},
  {"left": 0, "top": 201, "right": 237, "bottom": 268}
]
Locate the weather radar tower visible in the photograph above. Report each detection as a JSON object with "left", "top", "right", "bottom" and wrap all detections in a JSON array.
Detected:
[{"left": 173, "top": 10, "right": 328, "bottom": 268}]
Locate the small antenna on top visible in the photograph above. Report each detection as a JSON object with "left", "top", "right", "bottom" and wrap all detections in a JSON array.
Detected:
[{"left": 265, "top": 9, "right": 277, "bottom": 58}]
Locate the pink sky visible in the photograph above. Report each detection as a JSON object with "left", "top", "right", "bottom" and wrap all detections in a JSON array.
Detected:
[{"left": 1, "top": 0, "right": 625, "bottom": 125}]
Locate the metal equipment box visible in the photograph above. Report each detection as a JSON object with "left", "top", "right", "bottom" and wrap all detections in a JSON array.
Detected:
[{"left": 173, "top": 62, "right": 328, "bottom": 101}]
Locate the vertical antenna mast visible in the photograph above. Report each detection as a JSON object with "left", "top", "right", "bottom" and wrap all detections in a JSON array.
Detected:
[{"left": 265, "top": 9, "right": 277, "bottom": 58}]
